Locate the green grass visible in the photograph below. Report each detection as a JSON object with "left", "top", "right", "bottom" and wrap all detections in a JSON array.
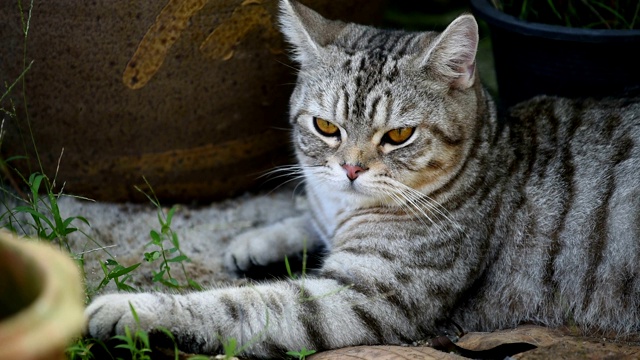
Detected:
[
  {"left": 286, "top": 347, "right": 317, "bottom": 360},
  {"left": 492, "top": 0, "right": 640, "bottom": 29},
  {"left": 111, "top": 303, "right": 155, "bottom": 360},
  {"left": 136, "top": 178, "right": 202, "bottom": 291}
]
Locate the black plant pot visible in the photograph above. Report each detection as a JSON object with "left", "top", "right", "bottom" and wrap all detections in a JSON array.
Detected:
[{"left": 470, "top": 0, "right": 640, "bottom": 108}]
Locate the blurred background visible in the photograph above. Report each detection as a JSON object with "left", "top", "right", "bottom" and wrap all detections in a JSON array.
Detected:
[{"left": 0, "top": 0, "right": 494, "bottom": 204}]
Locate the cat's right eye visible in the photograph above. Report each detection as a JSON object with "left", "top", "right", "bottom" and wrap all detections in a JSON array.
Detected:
[{"left": 313, "top": 117, "right": 340, "bottom": 137}]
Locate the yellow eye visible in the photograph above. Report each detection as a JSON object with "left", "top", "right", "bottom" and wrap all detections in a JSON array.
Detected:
[
  {"left": 313, "top": 117, "right": 340, "bottom": 137},
  {"left": 383, "top": 127, "right": 415, "bottom": 145}
]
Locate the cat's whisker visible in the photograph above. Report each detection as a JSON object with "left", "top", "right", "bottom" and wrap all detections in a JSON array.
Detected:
[
  {"left": 259, "top": 164, "right": 305, "bottom": 178},
  {"left": 381, "top": 179, "right": 465, "bottom": 237},
  {"left": 375, "top": 181, "right": 434, "bottom": 228},
  {"left": 275, "top": 58, "right": 301, "bottom": 72},
  {"left": 385, "top": 190, "right": 432, "bottom": 229},
  {"left": 292, "top": 179, "right": 307, "bottom": 197},
  {"left": 397, "top": 183, "right": 458, "bottom": 224},
  {"left": 258, "top": 165, "right": 326, "bottom": 186},
  {"left": 266, "top": 175, "right": 307, "bottom": 194},
  {"left": 389, "top": 188, "right": 437, "bottom": 228},
  {"left": 262, "top": 172, "right": 305, "bottom": 182},
  {"left": 407, "top": 191, "right": 466, "bottom": 237}
]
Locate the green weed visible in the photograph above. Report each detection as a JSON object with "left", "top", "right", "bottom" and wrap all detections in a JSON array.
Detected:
[
  {"left": 1, "top": 171, "right": 91, "bottom": 249},
  {"left": 65, "top": 338, "right": 96, "bottom": 360},
  {"left": 286, "top": 238, "right": 350, "bottom": 303},
  {"left": 220, "top": 337, "right": 242, "bottom": 360},
  {"left": 286, "top": 347, "right": 317, "bottom": 360},
  {"left": 112, "top": 303, "right": 153, "bottom": 360},
  {"left": 97, "top": 259, "right": 142, "bottom": 293},
  {"left": 136, "top": 177, "right": 203, "bottom": 291},
  {"left": 493, "top": 0, "right": 640, "bottom": 29}
]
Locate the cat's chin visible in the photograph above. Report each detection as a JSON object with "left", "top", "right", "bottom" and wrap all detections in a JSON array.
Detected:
[{"left": 337, "top": 182, "right": 390, "bottom": 206}]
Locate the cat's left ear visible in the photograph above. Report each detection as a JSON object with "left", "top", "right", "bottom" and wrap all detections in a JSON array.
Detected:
[{"left": 418, "top": 14, "right": 479, "bottom": 90}]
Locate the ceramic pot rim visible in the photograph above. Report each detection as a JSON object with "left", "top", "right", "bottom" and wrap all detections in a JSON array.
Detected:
[{"left": 0, "top": 231, "right": 85, "bottom": 360}]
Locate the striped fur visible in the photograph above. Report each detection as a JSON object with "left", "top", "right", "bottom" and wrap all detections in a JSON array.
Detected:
[{"left": 85, "top": 0, "right": 640, "bottom": 357}]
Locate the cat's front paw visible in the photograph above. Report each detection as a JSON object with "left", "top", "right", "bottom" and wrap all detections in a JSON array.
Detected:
[
  {"left": 85, "top": 293, "right": 163, "bottom": 340},
  {"left": 224, "top": 228, "right": 276, "bottom": 273},
  {"left": 223, "top": 215, "right": 316, "bottom": 276}
]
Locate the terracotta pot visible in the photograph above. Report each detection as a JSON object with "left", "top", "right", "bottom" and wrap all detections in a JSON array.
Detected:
[
  {"left": 0, "top": 0, "right": 386, "bottom": 202},
  {"left": 0, "top": 230, "right": 85, "bottom": 360}
]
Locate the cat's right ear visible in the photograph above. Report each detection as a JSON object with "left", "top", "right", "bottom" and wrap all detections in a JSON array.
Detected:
[{"left": 279, "top": 0, "right": 346, "bottom": 66}]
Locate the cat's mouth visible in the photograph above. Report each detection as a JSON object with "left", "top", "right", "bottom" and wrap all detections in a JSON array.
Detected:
[
  {"left": 340, "top": 178, "right": 377, "bottom": 198},
  {"left": 333, "top": 177, "right": 364, "bottom": 194}
]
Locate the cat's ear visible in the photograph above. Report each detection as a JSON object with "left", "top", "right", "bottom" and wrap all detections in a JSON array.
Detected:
[
  {"left": 418, "top": 14, "right": 479, "bottom": 90},
  {"left": 279, "top": 0, "right": 346, "bottom": 66}
]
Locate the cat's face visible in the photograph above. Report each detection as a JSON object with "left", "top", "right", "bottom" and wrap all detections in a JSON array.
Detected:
[{"left": 280, "top": 0, "right": 482, "bottom": 204}]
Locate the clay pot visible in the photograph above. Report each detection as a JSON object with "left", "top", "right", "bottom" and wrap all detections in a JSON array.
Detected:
[
  {"left": 0, "top": 230, "right": 85, "bottom": 360},
  {"left": 0, "top": 0, "right": 386, "bottom": 202}
]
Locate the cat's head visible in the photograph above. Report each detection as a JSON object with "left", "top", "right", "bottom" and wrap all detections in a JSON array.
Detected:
[{"left": 279, "top": 0, "right": 486, "bottom": 204}]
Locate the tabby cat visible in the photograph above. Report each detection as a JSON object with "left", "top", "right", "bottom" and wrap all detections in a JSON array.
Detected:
[{"left": 86, "top": 0, "right": 640, "bottom": 357}]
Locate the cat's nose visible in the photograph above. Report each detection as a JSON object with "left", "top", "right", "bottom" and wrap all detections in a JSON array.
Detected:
[{"left": 342, "top": 164, "right": 367, "bottom": 181}]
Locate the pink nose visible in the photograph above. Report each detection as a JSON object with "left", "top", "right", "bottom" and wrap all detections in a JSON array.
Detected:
[{"left": 342, "top": 164, "right": 367, "bottom": 181}]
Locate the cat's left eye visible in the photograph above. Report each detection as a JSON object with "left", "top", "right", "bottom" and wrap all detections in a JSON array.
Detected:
[{"left": 382, "top": 127, "right": 415, "bottom": 145}]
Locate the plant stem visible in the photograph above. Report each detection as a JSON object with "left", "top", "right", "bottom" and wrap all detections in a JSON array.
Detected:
[{"left": 17, "top": 0, "right": 43, "bottom": 175}]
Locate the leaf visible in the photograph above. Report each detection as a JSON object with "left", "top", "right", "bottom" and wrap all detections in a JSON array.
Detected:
[
  {"left": 115, "top": 282, "right": 137, "bottom": 293},
  {"left": 28, "top": 172, "right": 44, "bottom": 196},
  {"left": 222, "top": 338, "right": 238, "bottom": 357},
  {"left": 158, "top": 277, "right": 180, "bottom": 288},
  {"left": 166, "top": 206, "right": 177, "bottom": 226},
  {"left": 144, "top": 251, "right": 161, "bottom": 262},
  {"left": 166, "top": 255, "right": 188, "bottom": 263},
  {"left": 14, "top": 206, "right": 55, "bottom": 230},
  {"left": 171, "top": 232, "right": 180, "bottom": 249},
  {"left": 61, "top": 227, "right": 78, "bottom": 236},
  {"left": 62, "top": 217, "right": 77, "bottom": 230},
  {"left": 97, "top": 262, "right": 112, "bottom": 290},
  {"left": 188, "top": 279, "right": 203, "bottom": 291},
  {"left": 129, "top": 302, "right": 141, "bottom": 324},
  {"left": 105, "top": 259, "right": 118, "bottom": 266},
  {"left": 62, "top": 216, "right": 91, "bottom": 232},
  {"left": 149, "top": 230, "right": 162, "bottom": 245},
  {"left": 74, "top": 215, "right": 91, "bottom": 226},
  {"left": 4, "top": 155, "right": 28, "bottom": 162},
  {"left": 284, "top": 255, "right": 295, "bottom": 280},
  {"left": 287, "top": 347, "right": 316, "bottom": 359},
  {"left": 152, "top": 270, "right": 166, "bottom": 282},
  {"left": 158, "top": 212, "right": 166, "bottom": 229},
  {"left": 48, "top": 192, "right": 64, "bottom": 230},
  {"left": 136, "top": 330, "right": 151, "bottom": 351},
  {"left": 109, "top": 263, "right": 141, "bottom": 278},
  {"left": 114, "top": 342, "right": 135, "bottom": 351},
  {"left": 155, "top": 327, "right": 179, "bottom": 360}
]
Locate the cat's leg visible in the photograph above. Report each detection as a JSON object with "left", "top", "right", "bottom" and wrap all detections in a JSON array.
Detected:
[
  {"left": 86, "top": 243, "right": 475, "bottom": 357},
  {"left": 224, "top": 214, "right": 325, "bottom": 276},
  {"left": 86, "top": 262, "right": 406, "bottom": 356}
]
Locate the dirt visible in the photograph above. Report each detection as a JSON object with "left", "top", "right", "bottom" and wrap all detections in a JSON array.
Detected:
[{"left": 309, "top": 326, "right": 640, "bottom": 360}]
